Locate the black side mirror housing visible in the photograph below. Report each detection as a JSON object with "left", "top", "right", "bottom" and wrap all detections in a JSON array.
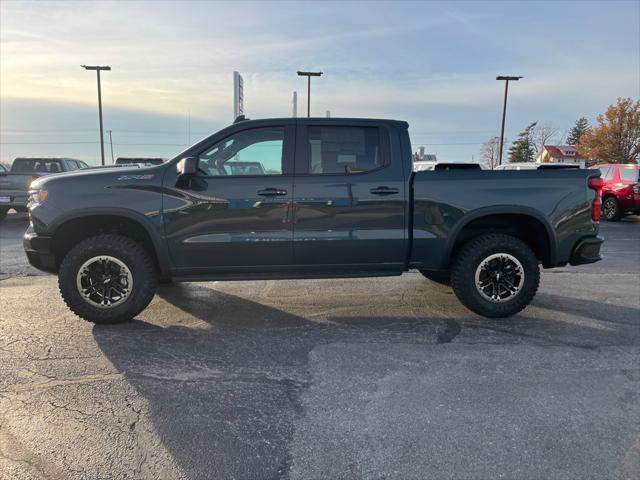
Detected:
[{"left": 177, "top": 157, "right": 198, "bottom": 176}]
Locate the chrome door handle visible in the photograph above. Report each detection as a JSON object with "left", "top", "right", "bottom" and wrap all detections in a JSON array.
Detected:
[{"left": 370, "top": 186, "right": 399, "bottom": 196}]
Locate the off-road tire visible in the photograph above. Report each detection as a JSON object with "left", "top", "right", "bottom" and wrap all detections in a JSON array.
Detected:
[
  {"left": 450, "top": 233, "right": 540, "bottom": 318},
  {"left": 58, "top": 234, "right": 157, "bottom": 324},
  {"left": 419, "top": 270, "right": 451, "bottom": 286},
  {"left": 602, "top": 196, "right": 621, "bottom": 221}
]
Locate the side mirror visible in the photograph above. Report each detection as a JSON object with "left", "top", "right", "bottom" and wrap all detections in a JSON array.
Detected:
[{"left": 177, "top": 157, "right": 198, "bottom": 176}]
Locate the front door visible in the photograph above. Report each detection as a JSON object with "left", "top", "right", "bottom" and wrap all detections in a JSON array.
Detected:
[
  {"left": 292, "top": 122, "right": 407, "bottom": 270},
  {"left": 163, "top": 124, "right": 295, "bottom": 272}
]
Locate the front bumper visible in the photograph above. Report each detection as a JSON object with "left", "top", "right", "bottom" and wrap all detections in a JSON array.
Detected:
[
  {"left": 569, "top": 236, "right": 604, "bottom": 266},
  {"left": 23, "top": 226, "right": 56, "bottom": 273}
]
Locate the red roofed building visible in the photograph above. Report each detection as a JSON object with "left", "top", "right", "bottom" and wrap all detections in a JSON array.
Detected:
[{"left": 536, "top": 145, "right": 587, "bottom": 166}]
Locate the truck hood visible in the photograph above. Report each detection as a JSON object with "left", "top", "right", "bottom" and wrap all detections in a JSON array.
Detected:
[{"left": 30, "top": 165, "right": 158, "bottom": 190}]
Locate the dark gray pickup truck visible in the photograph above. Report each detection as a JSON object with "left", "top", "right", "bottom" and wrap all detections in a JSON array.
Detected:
[
  {"left": 0, "top": 157, "right": 89, "bottom": 220},
  {"left": 24, "top": 117, "right": 604, "bottom": 324}
]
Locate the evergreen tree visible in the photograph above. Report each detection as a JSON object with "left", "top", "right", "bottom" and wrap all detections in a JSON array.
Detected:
[
  {"left": 567, "top": 117, "right": 590, "bottom": 145},
  {"left": 508, "top": 122, "right": 537, "bottom": 162}
]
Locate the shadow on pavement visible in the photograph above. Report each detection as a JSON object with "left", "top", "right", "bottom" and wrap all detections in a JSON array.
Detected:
[{"left": 92, "top": 281, "right": 639, "bottom": 479}]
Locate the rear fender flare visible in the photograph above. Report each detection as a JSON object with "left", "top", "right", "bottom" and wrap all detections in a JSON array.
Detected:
[{"left": 441, "top": 205, "right": 558, "bottom": 269}]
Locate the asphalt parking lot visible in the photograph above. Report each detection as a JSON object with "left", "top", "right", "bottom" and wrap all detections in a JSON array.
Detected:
[{"left": 1, "top": 212, "right": 639, "bottom": 480}]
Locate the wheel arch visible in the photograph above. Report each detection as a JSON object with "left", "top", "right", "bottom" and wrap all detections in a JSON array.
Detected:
[
  {"left": 441, "top": 206, "right": 558, "bottom": 269},
  {"left": 48, "top": 208, "right": 170, "bottom": 277}
]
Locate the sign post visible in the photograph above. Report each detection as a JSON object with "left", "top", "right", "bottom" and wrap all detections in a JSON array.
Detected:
[{"left": 233, "top": 71, "right": 244, "bottom": 121}]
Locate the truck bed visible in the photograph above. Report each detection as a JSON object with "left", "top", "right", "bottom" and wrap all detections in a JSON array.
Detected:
[{"left": 410, "top": 168, "right": 598, "bottom": 270}]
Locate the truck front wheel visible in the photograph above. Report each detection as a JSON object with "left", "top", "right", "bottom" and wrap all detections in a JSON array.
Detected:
[
  {"left": 450, "top": 234, "right": 540, "bottom": 318},
  {"left": 58, "top": 234, "right": 158, "bottom": 324}
]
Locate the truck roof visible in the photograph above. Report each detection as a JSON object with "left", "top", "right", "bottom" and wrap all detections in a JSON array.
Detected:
[{"left": 233, "top": 117, "right": 409, "bottom": 128}]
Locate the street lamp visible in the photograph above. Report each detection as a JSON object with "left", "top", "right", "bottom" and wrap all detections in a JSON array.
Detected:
[
  {"left": 496, "top": 75, "right": 523, "bottom": 166},
  {"left": 81, "top": 65, "right": 111, "bottom": 165},
  {"left": 297, "top": 71, "right": 323, "bottom": 117}
]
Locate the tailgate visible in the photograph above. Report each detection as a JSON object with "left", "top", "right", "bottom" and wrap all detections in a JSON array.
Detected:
[{"left": 0, "top": 173, "right": 34, "bottom": 191}]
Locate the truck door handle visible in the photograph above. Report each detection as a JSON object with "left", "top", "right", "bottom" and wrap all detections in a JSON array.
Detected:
[
  {"left": 370, "top": 186, "right": 399, "bottom": 196},
  {"left": 257, "top": 188, "right": 288, "bottom": 197}
]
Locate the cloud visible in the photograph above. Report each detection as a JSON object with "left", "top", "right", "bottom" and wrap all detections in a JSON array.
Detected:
[{"left": 1, "top": 0, "right": 638, "bottom": 164}]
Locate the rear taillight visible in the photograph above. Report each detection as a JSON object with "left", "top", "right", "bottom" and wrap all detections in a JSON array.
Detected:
[{"left": 588, "top": 177, "right": 604, "bottom": 222}]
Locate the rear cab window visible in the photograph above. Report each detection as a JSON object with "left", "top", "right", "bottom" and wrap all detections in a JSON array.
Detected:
[{"left": 11, "top": 159, "right": 64, "bottom": 173}]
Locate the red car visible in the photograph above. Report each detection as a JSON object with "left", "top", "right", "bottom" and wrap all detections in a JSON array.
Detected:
[{"left": 591, "top": 164, "right": 640, "bottom": 221}]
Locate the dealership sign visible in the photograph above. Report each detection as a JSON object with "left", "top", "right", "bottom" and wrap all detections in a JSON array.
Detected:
[{"left": 233, "top": 71, "right": 244, "bottom": 120}]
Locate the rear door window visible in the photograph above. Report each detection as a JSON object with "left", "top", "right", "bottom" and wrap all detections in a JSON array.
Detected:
[
  {"left": 64, "top": 160, "right": 79, "bottom": 171},
  {"left": 305, "top": 126, "right": 386, "bottom": 175},
  {"left": 619, "top": 167, "right": 639, "bottom": 182}
]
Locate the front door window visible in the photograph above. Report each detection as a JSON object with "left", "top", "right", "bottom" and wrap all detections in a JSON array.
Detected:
[{"left": 198, "top": 127, "right": 284, "bottom": 176}]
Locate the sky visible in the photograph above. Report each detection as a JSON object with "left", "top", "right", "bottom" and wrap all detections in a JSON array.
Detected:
[{"left": 1, "top": 0, "right": 639, "bottom": 165}]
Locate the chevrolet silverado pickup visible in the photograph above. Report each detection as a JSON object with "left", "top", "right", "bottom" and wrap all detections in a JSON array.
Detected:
[{"left": 24, "top": 117, "right": 604, "bottom": 324}]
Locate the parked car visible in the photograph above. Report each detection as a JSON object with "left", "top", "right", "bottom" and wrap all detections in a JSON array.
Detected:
[
  {"left": 591, "top": 164, "right": 640, "bottom": 221},
  {"left": 115, "top": 157, "right": 165, "bottom": 166},
  {"left": 0, "top": 157, "right": 88, "bottom": 220},
  {"left": 413, "top": 162, "right": 482, "bottom": 172},
  {"left": 495, "top": 162, "right": 580, "bottom": 170},
  {"left": 226, "top": 161, "right": 267, "bottom": 175},
  {"left": 24, "top": 117, "right": 603, "bottom": 324}
]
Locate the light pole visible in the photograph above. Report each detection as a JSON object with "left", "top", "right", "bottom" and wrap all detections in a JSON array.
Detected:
[
  {"left": 107, "top": 129, "right": 114, "bottom": 164},
  {"left": 496, "top": 75, "right": 522, "bottom": 166},
  {"left": 81, "top": 65, "right": 111, "bottom": 166},
  {"left": 297, "top": 71, "right": 322, "bottom": 117}
]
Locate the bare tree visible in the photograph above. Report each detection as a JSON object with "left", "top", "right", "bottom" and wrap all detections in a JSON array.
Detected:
[
  {"left": 480, "top": 136, "right": 502, "bottom": 170},
  {"left": 532, "top": 123, "right": 559, "bottom": 157}
]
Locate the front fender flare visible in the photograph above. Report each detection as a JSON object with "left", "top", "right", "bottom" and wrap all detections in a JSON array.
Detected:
[{"left": 47, "top": 207, "right": 171, "bottom": 277}]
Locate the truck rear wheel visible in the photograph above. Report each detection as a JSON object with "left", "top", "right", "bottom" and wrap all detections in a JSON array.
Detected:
[
  {"left": 450, "top": 233, "right": 539, "bottom": 318},
  {"left": 58, "top": 234, "right": 157, "bottom": 324}
]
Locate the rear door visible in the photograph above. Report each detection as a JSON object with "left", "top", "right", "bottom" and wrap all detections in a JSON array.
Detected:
[
  {"left": 163, "top": 123, "right": 296, "bottom": 271},
  {"left": 291, "top": 121, "right": 407, "bottom": 270}
]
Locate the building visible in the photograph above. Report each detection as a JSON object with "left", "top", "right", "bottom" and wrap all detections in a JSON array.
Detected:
[
  {"left": 536, "top": 145, "right": 586, "bottom": 166},
  {"left": 414, "top": 146, "right": 437, "bottom": 162}
]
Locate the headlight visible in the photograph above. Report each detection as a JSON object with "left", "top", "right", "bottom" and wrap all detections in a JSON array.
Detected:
[{"left": 28, "top": 189, "right": 48, "bottom": 207}]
